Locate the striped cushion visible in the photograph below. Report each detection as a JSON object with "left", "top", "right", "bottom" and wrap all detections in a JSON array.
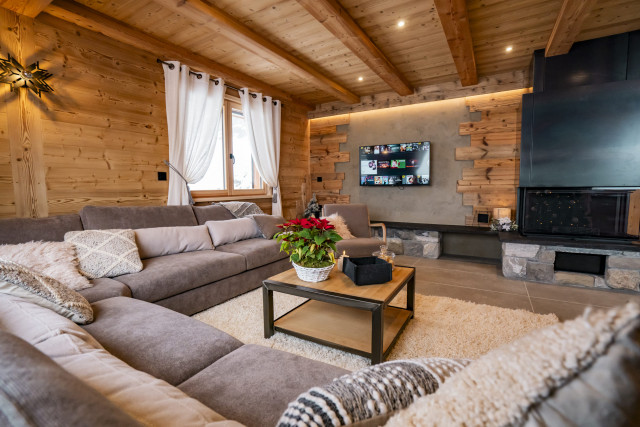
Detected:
[{"left": 277, "top": 358, "right": 470, "bottom": 427}]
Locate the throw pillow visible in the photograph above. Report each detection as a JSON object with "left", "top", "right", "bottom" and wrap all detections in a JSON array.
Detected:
[
  {"left": 322, "top": 213, "right": 355, "bottom": 239},
  {"left": 0, "top": 259, "right": 93, "bottom": 324},
  {"left": 277, "top": 358, "right": 470, "bottom": 427},
  {"left": 135, "top": 225, "right": 214, "bottom": 259},
  {"left": 65, "top": 229, "right": 143, "bottom": 279},
  {"left": 251, "top": 214, "right": 285, "bottom": 239},
  {"left": 218, "top": 201, "right": 264, "bottom": 218},
  {"left": 386, "top": 303, "right": 640, "bottom": 427},
  {"left": 205, "top": 218, "right": 262, "bottom": 247},
  {"left": 0, "top": 241, "right": 91, "bottom": 291}
]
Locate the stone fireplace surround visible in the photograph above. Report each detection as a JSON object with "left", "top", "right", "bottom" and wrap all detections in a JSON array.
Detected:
[{"left": 502, "top": 241, "right": 640, "bottom": 293}]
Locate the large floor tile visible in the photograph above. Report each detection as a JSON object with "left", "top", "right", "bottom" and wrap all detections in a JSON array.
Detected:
[
  {"left": 415, "top": 267, "right": 528, "bottom": 296},
  {"left": 526, "top": 282, "right": 640, "bottom": 308},
  {"left": 529, "top": 297, "right": 600, "bottom": 321},
  {"left": 415, "top": 257, "right": 502, "bottom": 275},
  {"left": 416, "top": 281, "right": 533, "bottom": 312}
]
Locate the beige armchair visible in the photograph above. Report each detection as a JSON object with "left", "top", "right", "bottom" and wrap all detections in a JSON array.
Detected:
[{"left": 322, "top": 203, "right": 387, "bottom": 258}]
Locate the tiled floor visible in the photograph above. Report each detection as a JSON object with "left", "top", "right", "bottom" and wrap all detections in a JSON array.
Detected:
[{"left": 397, "top": 255, "right": 640, "bottom": 321}]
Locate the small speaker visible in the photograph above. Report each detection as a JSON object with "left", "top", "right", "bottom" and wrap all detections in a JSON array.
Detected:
[
  {"left": 477, "top": 213, "right": 490, "bottom": 224},
  {"left": 157, "top": 172, "right": 167, "bottom": 181}
]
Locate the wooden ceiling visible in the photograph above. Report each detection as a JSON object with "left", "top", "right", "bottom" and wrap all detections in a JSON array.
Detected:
[{"left": 15, "top": 0, "right": 640, "bottom": 108}]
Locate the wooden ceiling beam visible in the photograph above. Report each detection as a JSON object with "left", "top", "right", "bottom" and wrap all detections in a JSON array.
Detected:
[
  {"left": 297, "top": 0, "right": 413, "bottom": 96},
  {"left": 0, "top": 0, "right": 53, "bottom": 17},
  {"left": 433, "top": 0, "right": 478, "bottom": 86},
  {"left": 545, "top": 0, "right": 597, "bottom": 57},
  {"left": 43, "top": 0, "right": 314, "bottom": 110},
  {"left": 152, "top": 0, "right": 360, "bottom": 105}
]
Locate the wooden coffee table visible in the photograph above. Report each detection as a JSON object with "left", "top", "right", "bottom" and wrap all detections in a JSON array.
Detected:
[{"left": 263, "top": 266, "right": 415, "bottom": 364}]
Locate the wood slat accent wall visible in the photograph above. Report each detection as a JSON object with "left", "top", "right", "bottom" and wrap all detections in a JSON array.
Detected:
[
  {"left": 456, "top": 88, "right": 531, "bottom": 226},
  {"left": 0, "top": 12, "right": 311, "bottom": 219},
  {"left": 309, "top": 114, "right": 350, "bottom": 206}
]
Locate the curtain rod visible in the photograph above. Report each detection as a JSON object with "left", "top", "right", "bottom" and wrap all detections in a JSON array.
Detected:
[{"left": 156, "top": 59, "right": 278, "bottom": 105}]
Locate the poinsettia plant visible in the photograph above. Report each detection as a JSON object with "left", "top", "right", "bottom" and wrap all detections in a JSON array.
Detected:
[{"left": 274, "top": 218, "right": 343, "bottom": 268}]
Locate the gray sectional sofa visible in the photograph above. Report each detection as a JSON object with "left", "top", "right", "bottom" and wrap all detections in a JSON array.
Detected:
[{"left": 0, "top": 205, "right": 348, "bottom": 426}]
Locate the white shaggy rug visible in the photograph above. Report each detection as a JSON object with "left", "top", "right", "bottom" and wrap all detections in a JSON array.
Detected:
[{"left": 193, "top": 289, "right": 559, "bottom": 371}]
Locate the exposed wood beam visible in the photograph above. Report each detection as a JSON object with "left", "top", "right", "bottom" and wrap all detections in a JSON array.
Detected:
[
  {"left": 0, "top": 9, "right": 48, "bottom": 217},
  {"left": 545, "top": 0, "right": 597, "bottom": 57},
  {"left": 43, "top": 0, "right": 313, "bottom": 110},
  {"left": 0, "top": 0, "right": 53, "bottom": 17},
  {"left": 433, "top": 0, "right": 478, "bottom": 86},
  {"left": 297, "top": 0, "right": 413, "bottom": 96},
  {"left": 152, "top": 0, "right": 360, "bottom": 105}
]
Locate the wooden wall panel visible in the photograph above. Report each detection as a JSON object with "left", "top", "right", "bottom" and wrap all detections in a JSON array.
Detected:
[
  {"left": 279, "top": 102, "right": 310, "bottom": 219},
  {"left": 456, "top": 88, "right": 531, "bottom": 226},
  {"left": 309, "top": 114, "right": 350, "bottom": 206}
]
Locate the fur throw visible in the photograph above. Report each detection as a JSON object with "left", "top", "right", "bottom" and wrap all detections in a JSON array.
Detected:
[
  {"left": 322, "top": 214, "right": 355, "bottom": 240},
  {"left": 0, "top": 241, "right": 91, "bottom": 291}
]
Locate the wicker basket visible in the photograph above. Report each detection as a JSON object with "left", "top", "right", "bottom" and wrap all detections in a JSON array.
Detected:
[{"left": 292, "top": 262, "right": 334, "bottom": 282}]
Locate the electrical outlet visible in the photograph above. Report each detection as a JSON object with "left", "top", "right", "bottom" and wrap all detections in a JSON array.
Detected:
[
  {"left": 157, "top": 172, "right": 167, "bottom": 181},
  {"left": 317, "top": 176, "right": 323, "bottom": 182}
]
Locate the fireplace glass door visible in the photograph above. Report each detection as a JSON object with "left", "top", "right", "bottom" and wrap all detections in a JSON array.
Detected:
[{"left": 520, "top": 188, "right": 637, "bottom": 239}]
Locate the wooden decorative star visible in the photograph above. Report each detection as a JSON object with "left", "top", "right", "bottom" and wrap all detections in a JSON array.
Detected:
[{"left": 0, "top": 54, "right": 53, "bottom": 97}]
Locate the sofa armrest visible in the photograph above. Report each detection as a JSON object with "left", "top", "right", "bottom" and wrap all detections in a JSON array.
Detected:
[{"left": 369, "top": 222, "right": 386, "bottom": 243}]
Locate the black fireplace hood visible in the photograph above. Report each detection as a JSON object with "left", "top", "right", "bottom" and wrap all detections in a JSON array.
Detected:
[{"left": 518, "top": 31, "right": 640, "bottom": 240}]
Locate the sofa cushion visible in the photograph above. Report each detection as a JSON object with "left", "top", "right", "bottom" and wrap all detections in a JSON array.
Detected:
[
  {"left": 206, "top": 218, "right": 262, "bottom": 247},
  {"left": 79, "top": 277, "right": 132, "bottom": 303},
  {"left": 0, "top": 260, "right": 93, "bottom": 324},
  {"left": 179, "top": 344, "right": 348, "bottom": 427},
  {"left": 336, "top": 237, "right": 383, "bottom": 258},
  {"left": 0, "top": 330, "right": 143, "bottom": 427},
  {"left": 386, "top": 303, "right": 640, "bottom": 427},
  {"left": 82, "top": 297, "right": 243, "bottom": 386},
  {"left": 0, "top": 240, "right": 91, "bottom": 290},
  {"left": 65, "top": 229, "right": 143, "bottom": 279},
  {"left": 114, "top": 250, "right": 246, "bottom": 302},
  {"left": 80, "top": 205, "right": 198, "bottom": 229},
  {"left": 216, "top": 238, "right": 288, "bottom": 270},
  {"left": 193, "top": 204, "right": 235, "bottom": 224},
  {"left": 52, "top": 333, "right": 233, "bottom": 426},
  {"left": 0, "top": 293, "right": 102, "bottom": 349},
  {"left": 0, "top": 214, "right": 83, "bottom": 245},
  {"left": 135, "top": 225, "right": 214, "bottom": 259},
  {"left": 252, "top": 214, "right": 285, "bottom": 239}
]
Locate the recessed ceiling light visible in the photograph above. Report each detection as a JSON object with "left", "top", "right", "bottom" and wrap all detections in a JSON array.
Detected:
[
  {"left": 358, "top": 76, "right": 364, "bottom": 81},
  {"left": 505, "top": 46, "right": 513, "bottom": 52},
  {"left": 397, "top": 20, "right": 405, "bottom": 28}
]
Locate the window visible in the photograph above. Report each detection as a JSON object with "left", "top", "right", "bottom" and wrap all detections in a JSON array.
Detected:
[{"left": 190, "top": 97, "right": 265, "bottom": 198}]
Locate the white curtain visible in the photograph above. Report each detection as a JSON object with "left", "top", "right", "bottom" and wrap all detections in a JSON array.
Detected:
[
  {"left": 239, "top": 89, "right": 283, "bottom": 217},
  {"left": 162, "top": 61, "right": 225, "bottom": 205}
]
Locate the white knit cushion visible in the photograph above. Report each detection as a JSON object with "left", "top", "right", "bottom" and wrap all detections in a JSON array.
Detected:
[
  {"left": 386, "top": 303, "right": 640, "bottom": 427},
  {"left": 65, "top": 229, "right": 142, "bottom": 279},
  {"left": 321, "top": 214, "right": 355, "bottom": 239},
  {"left": 0, "top": 260, "right": 93, "bottom": 324},
  {"left": 0, "top": 241, "right": 91, "bottom": 291}
]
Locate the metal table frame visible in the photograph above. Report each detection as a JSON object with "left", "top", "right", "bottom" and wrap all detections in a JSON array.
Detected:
[{"left": 263, "top": 267, "right": 415, "bottom": 364}]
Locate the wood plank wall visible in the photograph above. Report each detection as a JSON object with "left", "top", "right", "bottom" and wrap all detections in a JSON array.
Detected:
[
  {"left": 0, "top": 12, "right": 311, "bottom": 219},
  {"left": 456, "top": 88, "right": 531, "bottom": 225},
  {"left": 309, "top": 114, "right": 350, "bottom": 206}
]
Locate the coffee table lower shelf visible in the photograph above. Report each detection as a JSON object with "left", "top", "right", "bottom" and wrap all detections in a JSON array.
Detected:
[{"left": 274, "top": 300, "right": 412, "bottom": 359}]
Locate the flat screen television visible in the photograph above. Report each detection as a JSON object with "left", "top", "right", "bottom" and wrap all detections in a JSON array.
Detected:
[{"left": 359, "top": 142, "right": 430, "bottom": 186}]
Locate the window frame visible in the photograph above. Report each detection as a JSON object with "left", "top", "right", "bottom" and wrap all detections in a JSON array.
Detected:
[{"left": 191, "top": 95, "right": 268, "bottom": 200}]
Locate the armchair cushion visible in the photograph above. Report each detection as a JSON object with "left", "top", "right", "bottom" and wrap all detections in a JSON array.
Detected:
[{"left": 323, "top": 204, "right": 371, "bottom": 238}]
